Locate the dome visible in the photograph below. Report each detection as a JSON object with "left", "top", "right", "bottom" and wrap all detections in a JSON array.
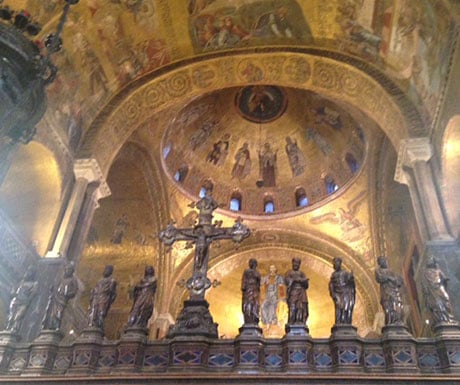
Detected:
[{"left": 162, "top": 86, "right": 367, "bottom": 217}]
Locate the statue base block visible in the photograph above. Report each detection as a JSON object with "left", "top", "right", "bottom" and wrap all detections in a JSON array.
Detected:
[
  {"left": 23, "top": 330, "right": 63, "bottom": 375},
  {"left": 0, "top": 331, "right": 19, "bottom": 345},
  {"left": 238, "top": 324, "right": 263, "bottom": 338},
  {"left": 33, "top": 329, "right": 64, "bottom": 344},
  {"left": 0, "top": 332, "right": 18, "bottom": 373},
  {"left": 433, "top": 322, "right": 460, "bottom": 338},
  {"left": 382, "top": 324, "right": 412, "bottom": 338},
  {"left": 167, "top": 300, "right": 218, "bottom": 339},
  {"left": 122, "top": 326, "right": 149, "bottom": 343},
  {"left": 76, "top": 327, "right": 104, "bottom": 343},
  {"left": 68, "top": 328, "right": 105, "bottom": 375},
  {"left": 331, "top": 324, "right": 357, "bottom": 338},
  {"left": 285, "top": 324, "right": 309, "bottom": 336}
]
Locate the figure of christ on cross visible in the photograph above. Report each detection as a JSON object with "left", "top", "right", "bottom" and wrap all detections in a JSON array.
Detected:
[{"left": 159, "top": 191, "right": 250, "bottom": 301}]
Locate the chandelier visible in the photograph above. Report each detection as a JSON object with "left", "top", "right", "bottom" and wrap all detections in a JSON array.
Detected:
[{"left": 0, "top": 0, "right": 79, "bottom": 143}]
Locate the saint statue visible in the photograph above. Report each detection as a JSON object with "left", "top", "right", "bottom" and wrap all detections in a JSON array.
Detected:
[
  {"left": 422, "top": 256, "right": 458, "bottom": 326},
  {"left": 241, "top": 258, "right": 261, "bottom": 324},
  {"left": 285, "top": 257, "right": 309, "bottom": 325},
  {"left": 42, "top": 263, "right": 78, "bottom": 331},
  {"left": 5, "top": 265, "right": 38, "bottom": 334},
  {"left": 375, "top": 256, "right": 405, "bottom": 326},
  {"left": 329, "top": 257, "right": 355, "bottom": 325},
  {"left": 261, "top": 265, "right": 284, "bottom": 325},
  {"left": 88, "top": 265, "right": 117, "bottom": 329},
  {"left": 127, "top": 266, "right": 157, "bottom": 329}
]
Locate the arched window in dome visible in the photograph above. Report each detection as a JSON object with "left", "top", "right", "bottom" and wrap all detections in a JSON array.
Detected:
[
  {"left": 264, "top": 197, "right": 275, "bottom": 214},
  {"left": 163, "top": 143, "right": 172, "bottom": 159},
  {"left": 345, "top": 152, "right": 359, "bottom": 174},
  {"left": 199, "top": 180, "right": 214, "bottom": 198},
  {"left": 229, "top": 192, "right": 242, "bottom": 212},
  {"left": 295, "top": 188, "right": 309, "bottom": 207},
  {"left": 174, "top": 166, "right": 188, "bottom": 183},
  {"left": 325, "top": 175, "right": 339, "bottom": 195}
]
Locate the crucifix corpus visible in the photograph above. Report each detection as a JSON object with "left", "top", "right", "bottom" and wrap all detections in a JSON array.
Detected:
[{"left": 159, "top": 190, "right": 250, "bottom": 338}]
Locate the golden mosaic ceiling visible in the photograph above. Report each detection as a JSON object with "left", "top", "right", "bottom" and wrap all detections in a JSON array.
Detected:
[{"left": 162, "top": 87, "right": 367, "bottom": 217}]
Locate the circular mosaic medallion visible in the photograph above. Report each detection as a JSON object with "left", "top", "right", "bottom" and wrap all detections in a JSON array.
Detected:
[{"left": 235, "top": 85, "right": 287, "bottom": 123}]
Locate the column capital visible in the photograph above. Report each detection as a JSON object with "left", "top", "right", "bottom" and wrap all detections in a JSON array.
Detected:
[
  {"left": 395, "top": 138, "right": 433, "bottom": 184},
  {"left": 398, "top": 137, "right": 433, "bottom": 166},
  {"left": 74, "top": 158, "right": 111, "bottom": 200}
]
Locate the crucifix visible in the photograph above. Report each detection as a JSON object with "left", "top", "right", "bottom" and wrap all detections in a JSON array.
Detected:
[{"left": 159, "top": 190, "right": 250, "bottom": 338}]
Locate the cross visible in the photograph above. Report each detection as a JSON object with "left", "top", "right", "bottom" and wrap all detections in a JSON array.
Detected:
[{"left": 159, "top": 191, "right": 250, "bottom": 301}]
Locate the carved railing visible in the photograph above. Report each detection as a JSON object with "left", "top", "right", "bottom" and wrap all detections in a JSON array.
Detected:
[{"left": 0, "top": 327, "right": 459, "bottom": 383}]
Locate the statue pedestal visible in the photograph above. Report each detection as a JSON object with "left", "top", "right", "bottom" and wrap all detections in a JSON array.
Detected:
[
  {"left": 23, "top": 330, "right": 63, "bottom": 375},
  {"left": 167, "top": 300, "right": 218, "bottom": 339},
  {"left": 382, "top": 328, "right": 418, "bottom": 373},
  {"left": 67, "top": 327, "right": 104, "bottom": 375},
  {"left": 433, "top": 322, "right": 460, "bottom": 337},
  {"left": 285, "top": 323, "right": 309, "bottom": 336},
  {"left": 331, "top": 324, "right": 357, "bottom": 338},
  {"left": 0, "top": 331, "right": 19, "bottom": 374},
  {"left": 238, "top": 324, "right": 263, "bottom": 338},
  {"left": 111, "top": 327, "right": 148, "bottom": 373},
  {"left": 123, "top": 326, "right": 149, "bottom": 342},
  {"left": 433, "top": 323, "right": 460, "bottom": 373},
  {"left": 235, "top": 325, "right": 263, "bottom": 371},
  {"left": 330, "top": 325, "right": 360, "bottom": 372},
  {"left": 282, "top": 329, "right": 313, "bottom": 372},
  {"left": 382, "top": 324, "right": 412, "bottom": 338}
]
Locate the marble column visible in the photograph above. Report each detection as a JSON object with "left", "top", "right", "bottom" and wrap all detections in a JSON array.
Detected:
[
  {"left": 46, "top": 159, "right": 110, "bottom": 259},
  {"left": 395, "top": 138, "right": 454, "bottom": 243}
]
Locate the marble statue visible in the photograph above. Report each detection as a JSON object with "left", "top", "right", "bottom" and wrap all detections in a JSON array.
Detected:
[
  {"left": 127, "top": 266, "right": 157, "bottom": 328},
  {"left": 375, "top": 256, "right": 405, "bottom": 326},
  {"left": 88, "top": 265, "right": 117, "bottom": 329},
  {"left": 285, "top": 257, "right": 309, "bottom": 324},
  {"left": 241, "top": 258, "right": 261, "bottom": 324},
  {"left": 5, "top": 265, "right": 38, "bottom": 334},
  {"left": 422, "top": 256, "right": 458, "bottom": 326},
  {"left": 42, "top": 263, "right": 78, "bottom": 331},
  {"left": 329, "top": 257, "right": 355, "bottom": 325}
]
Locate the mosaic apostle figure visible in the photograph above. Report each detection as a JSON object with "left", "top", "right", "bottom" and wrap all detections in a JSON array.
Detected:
[
  {"left": 285, "top": 136, "right": 306, "bottom": 177},
  {"left": 261, "top": 265, "right": 284, "bottom": 325},
  {"left": 127, "top": 266, "right": 157, "bottom": 328},
  {"left": 375, "top": 256, "right": 405, "bottom": 326},
  {"left": 42, "top": 263, "right": 78, "bottom": 331},
  {"left": 329, "top": 257, "right": 355, "bottom": 325},
  {"left": 285, "top": 257, "right": 309, "bottom": 325},
  {"left": 232, "top": 142, "right": 251, "bottom": 180},
  {"left": 88, "top": 265, "right": 117, "bottom": 329},
  {"left": 422, "top": 256, "right": 458, "bottom": 326},
  {"left": 258, "top": 142, "right": 277, "bottom": 187},
  {"left": 242, "top": 258, "right": 261, "bottom": 324}
]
